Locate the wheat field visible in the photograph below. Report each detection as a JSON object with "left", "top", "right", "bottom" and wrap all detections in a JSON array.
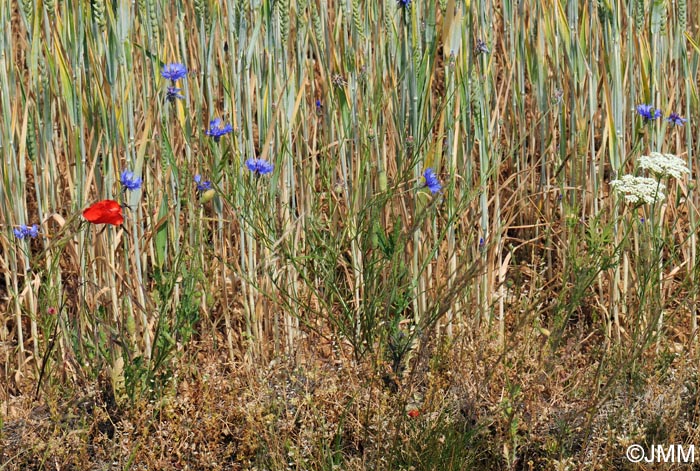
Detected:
[{"left": 1, "top": 0, "right": 700, "bottom": 469}]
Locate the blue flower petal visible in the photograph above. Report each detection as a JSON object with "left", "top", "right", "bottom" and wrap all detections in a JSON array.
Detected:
[
  {"left": 161, "top": 63, "right": 188, "bottom": 82},
  {"left": 423, "top": 168, "right": 442, "bottom": 194}
]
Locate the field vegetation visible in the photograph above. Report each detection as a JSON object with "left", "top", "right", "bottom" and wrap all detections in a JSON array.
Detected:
[{"left": 2, "top": 0, "right": 700, "bottom": 469}]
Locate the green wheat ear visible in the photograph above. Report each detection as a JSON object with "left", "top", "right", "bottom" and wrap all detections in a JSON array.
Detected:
[
  {"left": 21, "top": 0, "right": 33, "bottom": 26},
  {"left": 92, "top": 0, "right": 107, "bottom": 31},
  {"left": 635, "top": 0, "right": 645, "bottom": 30},
  {"left": 678, "top": 0, "right": 687, "bottom": 32},
  {"left": 278, "top": 0, "right": 290, "bottom": 46},
  {"left": 44, "top": 0, "right": 56, "bottom": 18}
]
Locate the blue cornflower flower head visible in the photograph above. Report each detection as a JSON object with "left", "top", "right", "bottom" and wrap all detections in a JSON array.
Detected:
[
  {"left": 13, "top": 225, "right": 27, "bottom": 239},
  {"left": 14, "top": 224, "right": 39, "bottom": 239},
  {"left": 475, "top": 38, "right": 490, "bottom": 55},
  {"left": 245, "top": 157, "right": 274, "bottom": 176},
  {"left": 166, "top": 86, "right": 184, "bottom": 102},
  {"left": 635, "top": 104, "right": 661, "bottom": 122},
  {"left": 205, "top": 118, "right": 233, "bottom": 142},
  {"left": 423, "top": 168, "right": 442, "bottom": 194},
  {"left": 161, "top": 63, "right": 188, "bottom": 82},
  {"left": 397, "top": 0, "right": 411, "bottom": 9},
  {"left": 667, "top": 112, "right": 687, "bottom": 126},
  {"left": 26, "top": 224, "right": 39, "bottom": 238},
  {"left": 120, "top": 169, "right": 143, "bottom": 191},
  {"left": 194, "top": 174, "right": 212, "bottom": 192}
]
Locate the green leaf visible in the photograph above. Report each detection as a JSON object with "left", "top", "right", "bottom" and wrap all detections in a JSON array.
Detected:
[{"left": 155, "top": 197, "right": 169, "bottom": 268}]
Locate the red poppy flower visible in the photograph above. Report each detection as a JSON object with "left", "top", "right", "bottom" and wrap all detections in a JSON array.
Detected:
[
  {"left": 82, "top": 200, "right": 124, "bottom": 225},
  {"left": 407, "top": 409, "right": 420, "bottom": 418}
]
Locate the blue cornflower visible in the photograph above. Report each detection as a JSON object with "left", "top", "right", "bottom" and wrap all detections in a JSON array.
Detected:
[
  {"left": 161, "top": 63, "right": 188, "bottom": 82},
  {"left": 120, "top": 169, "right": 143, "bottom": 191},
  {"left": 423, "top": 168, "right": 442, "bottom": 194},
  {"left": 636, "top": 104, "right": 661, "bottom": 122},
  {"left": 205, "top": 118, "right": 233, "bottom": 142},
  {"left": 194, "top": 174, "right": 212, "bottom": 192},
  {"left": 14, "top": 224, "right": 39, "bottom": 239},
  {"left": 475, "top": 39, "right": 490, "bottom": 55},
  {"left": 245, "top": 157, "right": 274, "bottom": 176},
  {"left": 26, "top": 224, "right": 39, "bottom": 238},
  {"left": 166, "top": 86, "right": 184, "bottom": 102},
  {"left": 667, "top": 112, "right": 687, "bottom": 126},
  {"left": 397, "top": 0, "right": 411, "bottom": 8}
]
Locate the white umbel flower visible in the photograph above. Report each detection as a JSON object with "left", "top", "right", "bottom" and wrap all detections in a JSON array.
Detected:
[
  {"left": 609, "top": 175, "right": 666, "bottom": 204},
  {"left": 638, "top": 152, "right": 690, "bottom": 179}
]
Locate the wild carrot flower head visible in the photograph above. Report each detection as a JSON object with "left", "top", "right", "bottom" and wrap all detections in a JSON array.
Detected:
[
  {"left": 205, "top": 118, "right": 233, "bottom": 142},
  {"left": 194, "top": 174, "right": 212, "bottom": 192},
  {"left": 610, "top": 175, "right": 666, "bottom": 205},
  {"left": 667, "top": 113, "right": 687, "bottom": 126},
  {"left": 635, "top": 104, "right": 661, "bottom": 122},
  {"left": 423, "top": 168, "right": 442, "bottom": 194},
  {"left": 120, "top": 169, "right": 143, "bottom": 191},
  {"left": 161, "top": 63, "right": 188, "bottom": 82},
  {"left": 638, "top": 152, "right": 690, "bottom": 180},
  {"left": 245, "top": 157, "right": 274, "bottom": 176}
]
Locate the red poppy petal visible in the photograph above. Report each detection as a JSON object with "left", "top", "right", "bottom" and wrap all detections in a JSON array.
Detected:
[{"left": 83, "top": 200, "right": 124, "bottom": 225}]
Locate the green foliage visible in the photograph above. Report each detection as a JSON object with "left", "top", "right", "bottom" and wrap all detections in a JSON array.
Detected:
[
  {"left": 389, "top": 408, "right": 482, "bottom": 470},
  {"left": 124, "top": 259, "right": 201, "bottom": 404},
  {"left": 2, "top": 0, "right": 700, "bottom": 467},
  {"left": 550, "top": 212, "right": 620, "bottom": 346}
]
